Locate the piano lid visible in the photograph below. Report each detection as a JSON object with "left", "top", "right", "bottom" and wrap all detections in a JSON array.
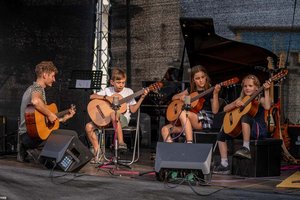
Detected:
[{"left": 180, "top": 17, "right": 278, "bottom": 82}]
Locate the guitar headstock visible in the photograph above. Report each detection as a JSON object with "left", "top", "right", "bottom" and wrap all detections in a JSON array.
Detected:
[
  {"left": 70, "top": 104, "right": 76, "bottom": 111},
  {"left": 278, "top": 52, "right": 286, "bottom": 69},
  {"left": 269, "top": 69, "right": 288, "bottom": 83},
  {"left": 148, "top": 81, "right": 164, "bottom": 91},
  {"left": 220, "top": 77, "right": 239, "bottom": 87},
  {"left": 267, "top": 56, "right": 274, "bottom": 70}
]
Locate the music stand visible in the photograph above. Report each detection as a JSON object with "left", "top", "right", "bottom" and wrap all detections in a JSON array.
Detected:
[
  {"left": 69, "top": 70, "right": 103, "bottom": 90},
  {"left": 69, "top": 70, "right": 103, "bottom": 150}
]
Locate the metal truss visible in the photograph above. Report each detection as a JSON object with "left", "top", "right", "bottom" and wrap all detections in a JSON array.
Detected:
[{"left": 92, "top": 0, "right": 111, "bottom": 90}]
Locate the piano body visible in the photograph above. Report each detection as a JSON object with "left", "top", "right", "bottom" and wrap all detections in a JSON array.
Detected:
[
  {"left": 141, "top": 17, "right": 279, "bottom": 145},
  {"left": 180, "top": 17, "right": 278, "bottom": 83}
]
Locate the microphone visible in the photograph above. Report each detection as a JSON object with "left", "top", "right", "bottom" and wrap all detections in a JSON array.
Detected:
[
  {"left": 183, "top": 96, "right": 191, "bottom": 111},
  {"left": 112, "top": 96, "right": 120, "bottom": 110}
]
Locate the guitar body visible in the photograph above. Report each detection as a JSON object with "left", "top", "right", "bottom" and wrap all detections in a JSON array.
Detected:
[
  {"left": 166, "top": 94, "right": 205, "bottom": 122},
  {"left": 272, "top": 109, "right": 297, "bottom": 163},
  {"left": 166, "top": 100, "right": 184, "bottom": 122},
  {"left": 223, "top": 96, "right": 259, "bottom": 137},
  {"left": 25, "top": 103, "right": 59, "bottom": 140},
  {"left": 106, "top": 93, "right": 128, "bottom": 114},
  {"left": 88, "top": 98, "right": 127, "bottom": 127},
  {"left": 190, "top": 98, "right": 205, "bottom": 114},
  {"left": 264, "top": 107, "right": 276, "bottom": 134},
  {"left": 87, "top": 94, "right": 135, "bottom": 127}
]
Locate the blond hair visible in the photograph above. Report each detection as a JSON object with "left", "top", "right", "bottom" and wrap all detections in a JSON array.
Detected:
[
  {"left": 111, "top": 68, "right": 126, "bottom": 81},
  {"left": 240, "top": 74, "right": 261, "bottom": 98}
]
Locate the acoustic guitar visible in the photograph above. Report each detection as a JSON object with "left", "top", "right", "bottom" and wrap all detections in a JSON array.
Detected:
[
  {"left": 87, "top": 81, "right": 163, "bottom": 127},
  {"left": 25, "top": 103, "right": 76, "bottom": 140},
  {"left": 271, "top": 52, "right": 297, "bottom": 163},
  {"left": 166, "top": 77, "right": 239, "bottom": 122},
  {"left": 223, "top": 70, "right": 288, "bottom": 137},
  {"left": 264, "top": 56, "right": 276, "bottom": 134}
]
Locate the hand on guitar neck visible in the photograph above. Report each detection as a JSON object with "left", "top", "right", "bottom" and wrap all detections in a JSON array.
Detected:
[{"left": 25, "top": 103, "right": 76, "bottom": 140}]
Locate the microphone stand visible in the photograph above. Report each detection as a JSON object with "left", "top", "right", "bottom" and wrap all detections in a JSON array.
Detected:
[{"left": 99, "top": 96, "right": 130, "bottom": 170}]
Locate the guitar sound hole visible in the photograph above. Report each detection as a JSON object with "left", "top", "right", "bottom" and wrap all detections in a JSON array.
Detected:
[{"left": 45, "top": 118, "right": 54, "bottom": 129}]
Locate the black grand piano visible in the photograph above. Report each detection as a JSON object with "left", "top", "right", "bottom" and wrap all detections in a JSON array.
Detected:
[
  {"left": 180, "top": 17, "right": 278, "bottom": 83},
  {"left": 141, "top": 17, "right": 279, "bottom": 144}
]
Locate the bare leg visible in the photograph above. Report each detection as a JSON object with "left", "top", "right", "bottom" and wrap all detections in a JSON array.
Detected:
[
  {"left": 161, "top": 123, "right": 183, "bottom": 142},
  {"left": 111, "top": 112, "right": 124, "bottom": 145},
  {"left": 241, "top": 122, "right": 251, "bottom": 142},
  {"left": 179, "top": 111, "right": 193, "bottom": 142},
  {"left": 218, "top": 141, "right": 228, "bottom": 159},
  {"left": 85, "top": 122, "right": 99, "bottom": 155}
]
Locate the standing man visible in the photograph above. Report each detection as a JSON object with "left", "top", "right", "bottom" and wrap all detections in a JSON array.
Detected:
[{"left": 18, "top": 61, "right": 76, "bottom": 162}]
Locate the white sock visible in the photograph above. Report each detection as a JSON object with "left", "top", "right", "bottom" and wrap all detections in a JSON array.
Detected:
[
  {"left": 243, "top": 141, "right": 250, "bottom": 150},
  {"left": 221, "top": 158, "right": 228, "bottom": 167}
]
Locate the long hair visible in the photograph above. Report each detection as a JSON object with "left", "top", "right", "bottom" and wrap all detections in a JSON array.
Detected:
[
  {"left": 240, "top": 74, "right": 261, "bottom": 98},
  {"left": 190, "top": 65, "right": 211, "bottom": 92}
]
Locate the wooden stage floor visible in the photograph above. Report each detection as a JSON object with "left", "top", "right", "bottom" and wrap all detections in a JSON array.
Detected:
[{"left": 0, "top": 147, "right": 300, "bottom": 199}]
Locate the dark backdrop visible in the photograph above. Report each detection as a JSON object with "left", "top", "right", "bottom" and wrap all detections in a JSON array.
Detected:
[{"left": 0, "top": 0, "right": 96, "bottom": 146}]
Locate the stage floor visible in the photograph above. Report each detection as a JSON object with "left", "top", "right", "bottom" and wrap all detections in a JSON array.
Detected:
[{"left": 0, "top": 148, "right": 300, "bottom": 200}]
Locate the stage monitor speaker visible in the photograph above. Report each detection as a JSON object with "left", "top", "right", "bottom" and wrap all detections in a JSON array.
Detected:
[
  {"left": 155, "top": 142, "right": 212, "bottom": 175},
  {"left": 40, "top": 130, "right": 93, "bottom": 172}
]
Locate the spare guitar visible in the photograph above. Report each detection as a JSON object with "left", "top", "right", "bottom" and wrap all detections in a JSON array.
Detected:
[
  {"left": 25, "top": 103, "right": 76, "bottom": 140},
  {"left": 87, "top": 81, "right": 163, "bottom": 127},
  {"left": 271, "top": 52, "right": 297, "bottom": 164},
  {"left": 223, "top": 70, "right": 288, "bottom": 137},
  {"left": 166, "top": 77, "right": 239, "bottom": 122},
  {"left": 264, "top": 56, "right": 276, "bottom": 135}
]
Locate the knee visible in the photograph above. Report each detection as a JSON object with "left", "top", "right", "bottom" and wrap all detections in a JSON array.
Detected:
[
  {"left": 217, "top": 131, "right": 226, "bottom": 142},
  {"left": 179, "top": 113, "right": 188, "bottom": 124},
  {"left": 85, "top": 122, "right": 94, "bottom": 134},
  {"left": 161, "top": 126, "right": 169, "bottom": 135}
]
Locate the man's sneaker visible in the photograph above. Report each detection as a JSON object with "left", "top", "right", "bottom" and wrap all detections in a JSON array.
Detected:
[
  {"left": 17, "top": 143, "right": 28, "bottom": 163},
  {"left": 234, "top": 147, "right": 251, "bottom": 159},
  {"left": 212, "top": 164, "right": 231, "bottom": 175},
  {"left": 118, "top": 143, "right": 128, "bottom": 151},
  {"left": 26, "top": 148, "right": 40, "bottom": 163}
]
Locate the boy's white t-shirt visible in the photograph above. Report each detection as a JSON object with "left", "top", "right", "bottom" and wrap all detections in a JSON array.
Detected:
[{"left": 97, "top": 87, "right": 137, "bottom": 122}]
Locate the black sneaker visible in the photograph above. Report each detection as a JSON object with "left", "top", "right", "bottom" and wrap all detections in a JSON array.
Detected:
[
  {"left": 17, "top": 143, "right": 28, "bottom": 163},
  {"left": 212, "top": 164, "right": 231, "bottom": 175},
  {"left": 26, "top": 148, "right": 40, "bottom": 163},
  {"left": 234, "top": 147, "right": 251, "bottom": 159}
]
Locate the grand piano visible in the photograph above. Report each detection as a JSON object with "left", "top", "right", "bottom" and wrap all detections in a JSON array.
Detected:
[
  {"left": 141, "top": 17, "right": 279, "bottom": 144},
  {"left": 180, "top": 17, "right": 278, "bottom": 83}
]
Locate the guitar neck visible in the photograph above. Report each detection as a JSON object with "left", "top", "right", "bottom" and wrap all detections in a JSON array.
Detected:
[
  {"left": 119, "top": 88, "right": 145, "bottom": 105},
  {"left": 190, "top": 87, "right": 214, "bottom": 103},
  {"left": 56, "top": 109, "right": 70, "bottom": 118}
]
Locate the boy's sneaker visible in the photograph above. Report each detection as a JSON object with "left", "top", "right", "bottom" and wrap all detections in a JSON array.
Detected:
[
  {"left": 234, "top": 147, "right": 251, "bottom": 159},
  {"left": 212, "top": 164, "right": 231, "bottom": 175},
  {"left": 118, "top": 143, "right": 128, "bottom": 151}
]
